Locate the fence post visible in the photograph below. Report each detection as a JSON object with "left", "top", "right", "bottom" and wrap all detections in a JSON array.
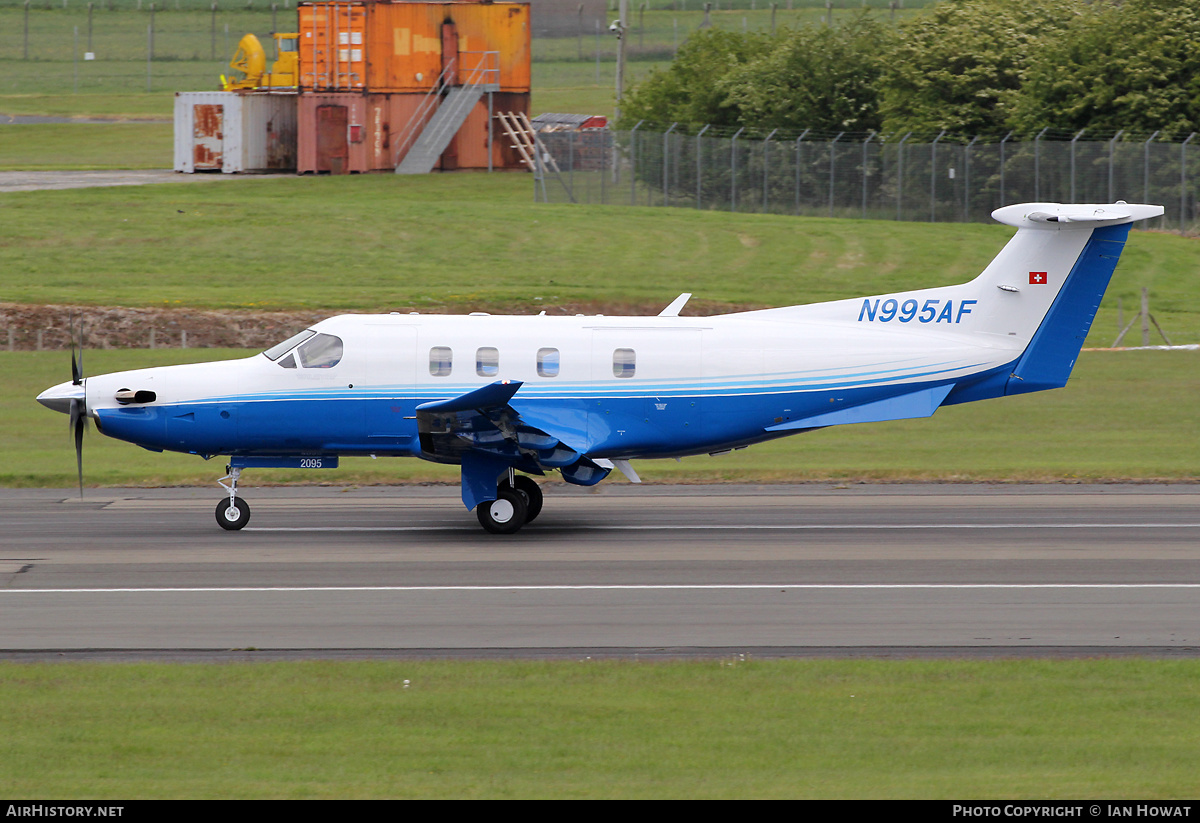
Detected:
[
  {"left": 829, "top": 131, "right": 844, "bottom": 217},
  {"left": 963, "top": 135, "right": 978, "bottom": 222},
  {"left": 663, "top": 122, "right": 677, "bottom": 206},
  {"left": 1070, "top": 129, "right": 1086, "bottom": 203},
  {"left": 861, "top": 132, "right": 875, "bottom": 219},
  {"left": 629, "top": 120, "right": 642, "bottom": 206},
  {"left": 896, "top": 132, "right": 911, "bottom": 220},
  {"left": 731, "top": 127, "right": 744, "bottom": 212},
  {"left": 794, "top": 129, "right": 808, "bottom": 215},
  {"left": 1181, "top": 133, "right": 1195, "bottom": 232},
  {"left": 999, "top": 130, "right": 1012, "bottom": 207},
  {"left": 696, "top": 124, "right": 710, "bottom": 210},
  {"left": 1107, "top": 130, "right": 1123, "bottom": 203},
  {"left": 1143, "top": 130, "right": 1160, "bottom": 227},
  {"left": 930, "top": 130, "right": 945, "bottom": 222},
  {"left": 763, "top": 128, "right": 777, "bottom": 213},
  {"left": 1034, "top": 127, "right": 1048, "bottom": 201}
]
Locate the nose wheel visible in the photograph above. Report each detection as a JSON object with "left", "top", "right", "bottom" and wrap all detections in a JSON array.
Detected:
[
  {"left": 216, "top": 466, "right": 250, "bottom": 531},
  {"left": 216, "top": 497, "right": 251, "bottom": 530}
]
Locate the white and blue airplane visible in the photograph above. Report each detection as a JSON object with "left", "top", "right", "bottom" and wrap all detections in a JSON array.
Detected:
[{"left": 37, "top": 202, "right": 1162, "bottom": 533}]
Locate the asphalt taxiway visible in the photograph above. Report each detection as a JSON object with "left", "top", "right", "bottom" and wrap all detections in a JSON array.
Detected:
[{"left": 1, "top": 484, "right": 1198, "bottom": 658}]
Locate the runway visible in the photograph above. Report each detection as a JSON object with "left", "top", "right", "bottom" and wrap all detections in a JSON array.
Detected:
[{"left": 1, "top": 484, "right": 1198, "bottom": 658}]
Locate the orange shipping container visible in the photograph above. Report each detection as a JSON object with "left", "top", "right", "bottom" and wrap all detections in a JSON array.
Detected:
[
  {"left": 298, "top": 3, "right": 368, "bottom": 91},
  {"left": 298, "top": 1, "right": 530, "bottom": 94},
  {"left": 297, "top": 91, "right": 529, "bottom": 173}
]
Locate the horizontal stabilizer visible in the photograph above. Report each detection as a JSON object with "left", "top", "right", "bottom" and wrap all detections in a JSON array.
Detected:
[
  {"left": 991, "top": 202, "right": 1163, "bottom": 229},
  {"left": 765, "top": 384, "right": 955, "bottom": 432}
]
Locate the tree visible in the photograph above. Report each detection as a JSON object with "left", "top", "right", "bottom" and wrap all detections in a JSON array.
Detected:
[
  {"left": 1010, "top": 0, "right": 1200, "bottom": 137},
  {"left": 879, "top": 0, "right": 1084, "bottom": 137},
  {"left": 717, "top": 13, "right": 892, "bottom": 134},
  {"left": 617, "top": 28, "right": 766, "bottom": 130}
]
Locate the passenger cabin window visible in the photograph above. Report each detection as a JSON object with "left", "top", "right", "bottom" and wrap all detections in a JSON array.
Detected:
[
  {"left": 429, "top": 346, "right": 453, "bottom": 377},
  {"left": 476, "top": 347, "right": 499, "bottom": 377},
  {"left": 537, "top": 347, "right": 560, "bottom": 378},
  {"left": 296, "top": 333, "right": 343, "bottom": 368},
  {"left": 613, "top": 348, "right": 636, "bottom": 378}
]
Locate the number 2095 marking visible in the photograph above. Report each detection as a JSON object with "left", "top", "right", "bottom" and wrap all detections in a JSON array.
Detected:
[
  {"left": 858, "top": 298, "right": 977, "bottom": 324},
  {"left": 299, "top": 458, "right": 323, "bottom": 468}
]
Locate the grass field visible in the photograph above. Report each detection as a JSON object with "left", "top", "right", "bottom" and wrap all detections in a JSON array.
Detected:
[
  {"left": 2, "top": 658, "right": 1199, "bottom": 799},
  {"left": 2, "top": 174, "right": 1197, "bottom": 329}
]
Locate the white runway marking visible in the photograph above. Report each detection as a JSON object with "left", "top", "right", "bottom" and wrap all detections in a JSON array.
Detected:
[
  {"left": 6, "top": 583, "right": 1200, "bottom": 594},
  {"left": 245, "top": 522, "right": 1200, "bottom": 532}
]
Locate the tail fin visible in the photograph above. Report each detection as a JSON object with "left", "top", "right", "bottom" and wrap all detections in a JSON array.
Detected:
[{"left": 977, "top": 203, "right": 1162, "bottom": 395}]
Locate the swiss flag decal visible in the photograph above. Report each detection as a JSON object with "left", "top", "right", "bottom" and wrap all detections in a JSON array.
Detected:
[{"left": 1029, "top": 271, "right": 1048, "bottom": 285}]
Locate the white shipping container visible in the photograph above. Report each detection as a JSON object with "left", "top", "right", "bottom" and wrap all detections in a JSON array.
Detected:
[{"left": 174, "top": 91, "right": 299, "bottom": 174}]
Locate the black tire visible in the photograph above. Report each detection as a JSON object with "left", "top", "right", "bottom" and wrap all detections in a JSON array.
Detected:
[
  {"left": 476, "top": 488, "right": 528, "bottom": 535},
  {"left": 216, "top": 497, "right": 251, "bottom": 531},
  {"left": 510, "top": 475, "right": 544, "bottom": 523}
]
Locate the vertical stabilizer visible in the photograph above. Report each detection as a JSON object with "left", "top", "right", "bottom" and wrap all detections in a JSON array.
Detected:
[{"left": 980, "top": 203, "right": 1162, "bottom": 395}]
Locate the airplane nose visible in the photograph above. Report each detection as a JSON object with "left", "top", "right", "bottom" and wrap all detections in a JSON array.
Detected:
[{"left": 36, "top": 381, "right": 85, "bottom": 415}]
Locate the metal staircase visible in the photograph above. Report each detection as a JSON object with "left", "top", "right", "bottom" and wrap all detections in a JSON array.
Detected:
[{"left": 394, "top": 52, "right": 499, "bottom": 175}]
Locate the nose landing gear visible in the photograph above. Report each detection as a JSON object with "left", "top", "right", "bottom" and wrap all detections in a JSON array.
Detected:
[{"left": 216, "top": 466, "right": 251, "bottom": 530}]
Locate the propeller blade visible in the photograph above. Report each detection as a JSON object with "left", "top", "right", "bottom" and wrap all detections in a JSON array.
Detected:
[
  {"left": 69, "top": 311, "right": 82, "bottom": 386},
  {"left": 69, "top": 397, "right": 86, "bottom": 499},
  {"left": 78, "top": 319, "right": 85, "bottom": 385}
]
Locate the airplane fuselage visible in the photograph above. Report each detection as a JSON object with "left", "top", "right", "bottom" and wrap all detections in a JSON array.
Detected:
[{"left": 81, "top": 307, "right": 1018, "bottom": 463}]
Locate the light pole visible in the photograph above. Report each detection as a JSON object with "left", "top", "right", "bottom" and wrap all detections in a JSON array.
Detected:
[{"left": 613, "top": 0, "right": 628, "bottom": 123}]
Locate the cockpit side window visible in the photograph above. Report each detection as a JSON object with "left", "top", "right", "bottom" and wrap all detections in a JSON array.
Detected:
[
  {"left": 263, "top": 329, "right": 316, "bottom": 361},
  {"left": 296, "top": 333, "right": 343, "bottom": 368}
]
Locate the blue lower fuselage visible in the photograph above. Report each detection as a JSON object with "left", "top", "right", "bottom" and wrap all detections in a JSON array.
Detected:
[{"left": 94, "top": 362, "right": 1013, "bottom": 463}]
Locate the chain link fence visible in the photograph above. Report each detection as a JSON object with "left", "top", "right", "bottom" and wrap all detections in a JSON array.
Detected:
[
  {"left": 535, "top": 127, "right": 1200, "bottom": 231},
  {"left": 0, "top": 3, "right": 297, "bottom": 95}
]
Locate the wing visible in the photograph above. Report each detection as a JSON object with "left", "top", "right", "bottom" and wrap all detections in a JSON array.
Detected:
[{"left": 415, "top": 380, "right": 611, "bottom": 511}]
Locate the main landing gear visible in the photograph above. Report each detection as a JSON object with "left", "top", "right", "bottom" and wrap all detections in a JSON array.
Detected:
[
  {"left": 216, "top": 466, "right": 250, "bottom": 531},
  {"left": 476, "top": 474, "right": 543, "bottom": 534}
]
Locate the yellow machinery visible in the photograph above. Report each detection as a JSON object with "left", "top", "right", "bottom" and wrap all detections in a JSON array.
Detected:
[{"left": 221, "top": 33, "right": 299, "bottom": 90}]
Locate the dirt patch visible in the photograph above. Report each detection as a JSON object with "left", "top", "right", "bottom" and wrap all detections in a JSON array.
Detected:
[
  {"left": 1, "top": 303, "right": 328, "bottom": 352},
  {"left": 1, "top": 299, "right": 765, "bottom": 352}
]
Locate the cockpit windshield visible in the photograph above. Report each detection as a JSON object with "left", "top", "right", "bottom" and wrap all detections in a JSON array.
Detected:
[
  {"left": 262, "top": 330, "right": 343, "bottom": 369},
  {"left": 263, "top": 329, "right": 316, "bottom": 361}
]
